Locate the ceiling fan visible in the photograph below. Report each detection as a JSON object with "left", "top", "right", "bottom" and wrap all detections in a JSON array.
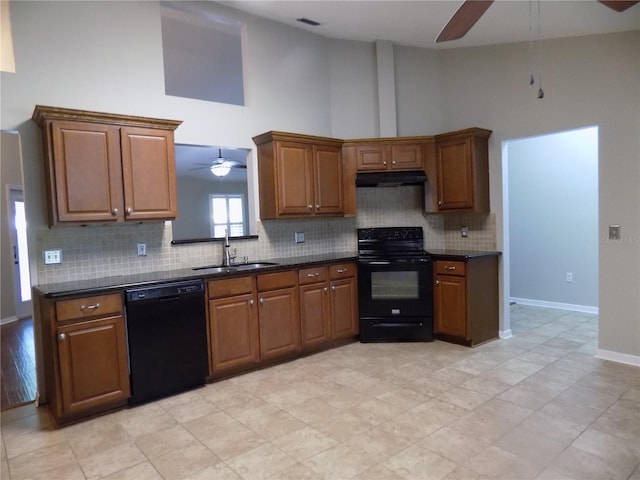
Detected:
[
  {"left": 190, "top": 148, "right": 246, "bottom": 177},
  {"left": 436, "top": 0, "right": 639, "bottom": 43}
]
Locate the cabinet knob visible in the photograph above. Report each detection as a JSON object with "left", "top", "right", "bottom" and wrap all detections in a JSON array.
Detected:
[
  {"left": 323, "top": 287, "right": 328, "bottom": 293},
  {"left": 308, "top": 205, "right": 312, "bottom": 210},
  {"left": 58, "top": 333, "right": 66, "bottom": 341},
  {"left": 307, "top": 272, "right": 319, "bottom": 278},
  {"left": 259, "top": 298, "right": 264, "bottom": 304},
  {"left": 111, "top": 208, "right": 118, "bottom": 215},
  {"left": 126, "top": 207, "right": 133, "bottom": 215},
  {"left": 337, "top": 268, "right": 347, "bottom": 274},
  {"left": 392, "top": 160, "right": 396, "bottom": 165},
  {"left": 438, "top": 201, "right": 443, "bottom": 206},
  {"left": 316, "top": 204, "right": 320, "bottom": 209},
  {"left": 383, "top": 161, "right": 387, "bottom": 166},
  {"left": 331, "top": 286, "right": 336, "bottom": 291},
  {"left": 435, "top": 280, "right": 440, "bottom": 285},
  {"left": 80, "top": 303, "right": 100, "bottom": 311},
  {"left": 249, "top": 299, "right": 254, "bottom": 306}
]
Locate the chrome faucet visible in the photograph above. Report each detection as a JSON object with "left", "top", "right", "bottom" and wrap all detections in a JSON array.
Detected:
[{"left": 222, "top": 229, "right": 236, "bottom": 266}]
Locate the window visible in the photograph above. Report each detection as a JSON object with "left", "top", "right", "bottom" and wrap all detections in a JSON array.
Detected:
[
  {"left": 210, "top": 194, "right": 245, "bottom": 238},
  {"left": 160, "top": 3, "right": 245, "bottom": 105}
]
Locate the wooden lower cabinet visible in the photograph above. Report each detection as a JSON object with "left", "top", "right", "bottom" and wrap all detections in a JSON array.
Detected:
[
  {"left": 37, "top": 292, "right": 130, "bottom": 424},
  {"left": 258, "top": 286, "right": 301, "bottom": 360},
  {"left": 434, "top": 256, "right": 499, "bottom": 346},
  {"left": 299, "top": 262, "right": 358, "bottom": 349}
]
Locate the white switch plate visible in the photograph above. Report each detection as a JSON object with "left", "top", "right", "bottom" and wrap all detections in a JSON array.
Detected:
[
  {"left": 43, "top": 249, "right": 62, "bottom": 265},
  {"left": 294, "top": 232, "right": 305, "bottom": 243},
  {"left": 137, "top": 243, "right": 147, "bottom": 256},
  {"left": 460, "top": 226, "right": 469, "bottom": 238},
  {"left": 566, "top": 272, "right": 573, "bottom": 282}
]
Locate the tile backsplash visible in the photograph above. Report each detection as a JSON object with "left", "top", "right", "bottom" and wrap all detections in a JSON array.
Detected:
[{"left": 36, "top": 186, "right": 496, "bottom": 285}]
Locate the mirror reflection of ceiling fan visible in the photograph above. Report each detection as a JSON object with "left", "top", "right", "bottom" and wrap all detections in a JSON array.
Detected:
[
  {"left": 436, "top": 0, "right": 639, "bottom": 43},
  {"left": 190, "top": 148, "right": 247, "bottom": 177}
]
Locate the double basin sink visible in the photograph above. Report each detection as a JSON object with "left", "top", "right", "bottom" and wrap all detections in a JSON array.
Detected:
[{"left": 192, "top": 262, "right": 279, "bottom": 274}]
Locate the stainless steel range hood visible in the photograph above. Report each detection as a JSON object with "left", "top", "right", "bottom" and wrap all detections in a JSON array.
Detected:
[{"left": 356, "top": 170, "right": 428, "bottom": 187}]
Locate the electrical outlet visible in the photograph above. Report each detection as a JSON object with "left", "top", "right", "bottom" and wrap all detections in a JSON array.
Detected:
[
  {"left": 460, "top": 226, "right": 469, "bottom": 238},
  {"left": 137, "top": 243, "right": 147, "bottom": 256},
  {"left": 294, "top": 232, "right": 305, "bottom": 243},
  {"left": 566, "top": 272, "right": 573, "bottom": 282},
  {"left": 43, "top": 249, "right": 62, "bottom": 265}
]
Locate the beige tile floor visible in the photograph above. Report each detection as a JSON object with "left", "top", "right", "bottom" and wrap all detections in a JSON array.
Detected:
[{"left": 1, "top": 305, "right": 639, "bottom": 480}]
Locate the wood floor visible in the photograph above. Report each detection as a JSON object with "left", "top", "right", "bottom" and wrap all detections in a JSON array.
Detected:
[{"left": 0, "top": 318, "right": 37, "bottom": 410}]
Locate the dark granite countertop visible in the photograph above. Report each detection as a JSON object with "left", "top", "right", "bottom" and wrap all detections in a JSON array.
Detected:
[
  {"left": 35, "top": 252, "right": 358, "bottom": 298},
  {"left": 426, "top": 249, "right": 502, "bottom": 260}
]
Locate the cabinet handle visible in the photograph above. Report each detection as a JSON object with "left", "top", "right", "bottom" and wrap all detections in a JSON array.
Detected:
[
  {"left": 126, "top": 207, "right": 133, "bottom": 215},
  {"left": 307, "top": 272, "right": 319, "bottom": 278},
  {"left": 259, "top": 298, "right": 264, "bottom": 304},
  {"left": 111, "top": 208, "right": 118, "bottom": 215},
  {"left": 80, "top": 303, "right": 100, "bottom": 311},
  {"left": 445, "top": 266, "right": 456, "bottom": 271},
  {"left": 249, "top": 299, "right": 254, "bottom": 306},
  {"left": 58, "top": 333, "right": 66, "bottom": 341},
  {"left": 435, "top": 280, "right": 440, "bottom": 285},
  {"left": 337, "top": 268, "right": 347, "bottom": 274}
]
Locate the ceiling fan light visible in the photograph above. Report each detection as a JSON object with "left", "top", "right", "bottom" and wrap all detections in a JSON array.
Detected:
[{"left": 210, "top": 162, "right": 231, "bottom": 177}]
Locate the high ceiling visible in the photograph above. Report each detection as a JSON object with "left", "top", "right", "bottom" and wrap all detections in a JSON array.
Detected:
[{"left": 222, "top": 0, "right": 640, "bottom": 49}]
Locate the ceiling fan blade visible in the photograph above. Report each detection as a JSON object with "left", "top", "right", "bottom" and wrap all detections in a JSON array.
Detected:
[
  {"left": 436, "top": 0, "right": 494, "bottom": 43},
  {"left": 598, "top": 0, "right": 639, "bottom": 12}
]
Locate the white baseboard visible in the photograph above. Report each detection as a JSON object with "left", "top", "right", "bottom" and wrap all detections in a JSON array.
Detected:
[
  {"left": 1, "top": 316, "right": 18, "bottom": 326},
  {"left": 499, "top": 329, "right": 513, "bottom": 339},
  {"left": 596, "top": 349, "right": 640, "bottom": 367},
  {"left": 510, "top": 297, "right": 598, "bottom": 315}
]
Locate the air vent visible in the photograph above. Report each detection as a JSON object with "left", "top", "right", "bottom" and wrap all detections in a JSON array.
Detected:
[{"left": 296, "top": 17, "right": 321, "bottom": 26}]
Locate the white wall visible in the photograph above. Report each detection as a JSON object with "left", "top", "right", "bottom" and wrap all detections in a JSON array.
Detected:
[
  {"left": 439, "top": 32, "right": 640, "bottom": 358},
  {"left": 508, "top": 127, "right": 599, "bottom": 310}
]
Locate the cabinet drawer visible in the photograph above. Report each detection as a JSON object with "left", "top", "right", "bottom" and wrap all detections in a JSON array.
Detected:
[
  {"left": 329, "top": 263, "right": 355, "bottom": 279},
  {"left": 436, "top": 261, "right": 466, "bottom": 276},
  {"left": 55, "top": 293, "right": 123, "bottom": 323},
  {"left": 298, "top": 266, "right": 329, "bottom": 285},
  {"left": 257, "top": 270, "right": 297, "bottom": 291},
  {"left": 208, "top": 276, "right": 253, "bottom": 298}
]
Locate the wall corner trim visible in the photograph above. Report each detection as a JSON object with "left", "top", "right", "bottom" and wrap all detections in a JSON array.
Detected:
[
  {"left": 596, "top": 349, "right": 640, "bottom": 367},
  {"left": 499, "top": 329, "right": 513, "bottom": 339}
]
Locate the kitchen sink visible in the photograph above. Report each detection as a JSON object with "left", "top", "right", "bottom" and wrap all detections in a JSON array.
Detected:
[{"left": 192, "top": 261, "right": 278, "bottom": 272}]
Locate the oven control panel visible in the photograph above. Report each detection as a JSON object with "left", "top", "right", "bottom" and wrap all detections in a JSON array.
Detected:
[{"left": 357, "top": 226, "right": 423, "bottom": 241}]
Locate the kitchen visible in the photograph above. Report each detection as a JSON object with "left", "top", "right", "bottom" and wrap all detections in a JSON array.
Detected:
[{"left": 1, "top": 0, "right": 639, "bottom": 478}]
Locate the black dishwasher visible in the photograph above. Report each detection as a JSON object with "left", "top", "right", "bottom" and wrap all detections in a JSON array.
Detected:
[{"left": 125, "top": 279, "right": 207, "bottom": 405}]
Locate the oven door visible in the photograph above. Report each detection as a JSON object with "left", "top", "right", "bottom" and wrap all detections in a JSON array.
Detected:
[{"left": 357, "top": 257, "right": 433, "bottom": 318}]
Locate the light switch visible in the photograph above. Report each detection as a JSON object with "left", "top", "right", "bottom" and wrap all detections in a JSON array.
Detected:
[
  {"left": 609, "top": 225, "right": 620, "bottom": 240},
  {"left": 43, "top": 249, "right": 62, "bottom": 264}
]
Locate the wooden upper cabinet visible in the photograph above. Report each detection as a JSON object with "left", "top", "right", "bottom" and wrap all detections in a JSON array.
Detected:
[
  {"left": 426, "top": 128, "right": 492, "bottom": 213},
  {"left": 120, "top": 127, "right": 178, "bottom": 221},
  {"left": 253, "top": 131, "right": 353, "bottom": 219},
  {"left": 349, "top": 139, "right": 426, "bottom": 172},
  {"left": 32, "top": 105, "right": 181, "bottom": 226}
]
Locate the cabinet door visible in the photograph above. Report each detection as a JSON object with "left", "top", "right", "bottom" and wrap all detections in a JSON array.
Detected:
[
  {"left": 50, "top": 121, "right": 123, "bottom": 223},
  {"left": 330, "top": 277, "right": 358, "bottom": 339},
  {"left": 390, "top": 144, "right": 423, "bottom": 170},
  {"left": 300, "top": 282, "right": 331, "bottom": 348},
  {"left": 275, "top": 142, "right": 313, "bottom": 216},
  {"left": 120, "top": 127, "right": 178, "bottom": 221},
  {"left": 209, "top": 294, "right": 260, "bottom": 374},
  {"left": 57, "top": 315, "right": 130, "bottom": 416},
  {"left": 313, "top": 145, "right": 343, "bottom": 215},
  {"left": 436, "top": 138, "right": 474, "bottom": 210},
  {"left": 356, "top": 145, "right": 387, "bottom": 171},
  {"left": 434, "top": 274, "right": 467, "bottom": 338},
  {"left": 258, "top": 287, "right": 301, "bottom": 360}
]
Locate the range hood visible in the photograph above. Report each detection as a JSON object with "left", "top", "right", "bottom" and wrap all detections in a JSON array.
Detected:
[{"left": 356, "top": 170, "right": 428, "bottom": 187}]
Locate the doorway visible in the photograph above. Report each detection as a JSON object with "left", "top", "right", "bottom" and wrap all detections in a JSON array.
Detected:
[
  {"left": 7, "top": 187, "right": 31, "bottom": 319},
  {"left": 502, "top": 126, "right": 599, "bottom": 331}
]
